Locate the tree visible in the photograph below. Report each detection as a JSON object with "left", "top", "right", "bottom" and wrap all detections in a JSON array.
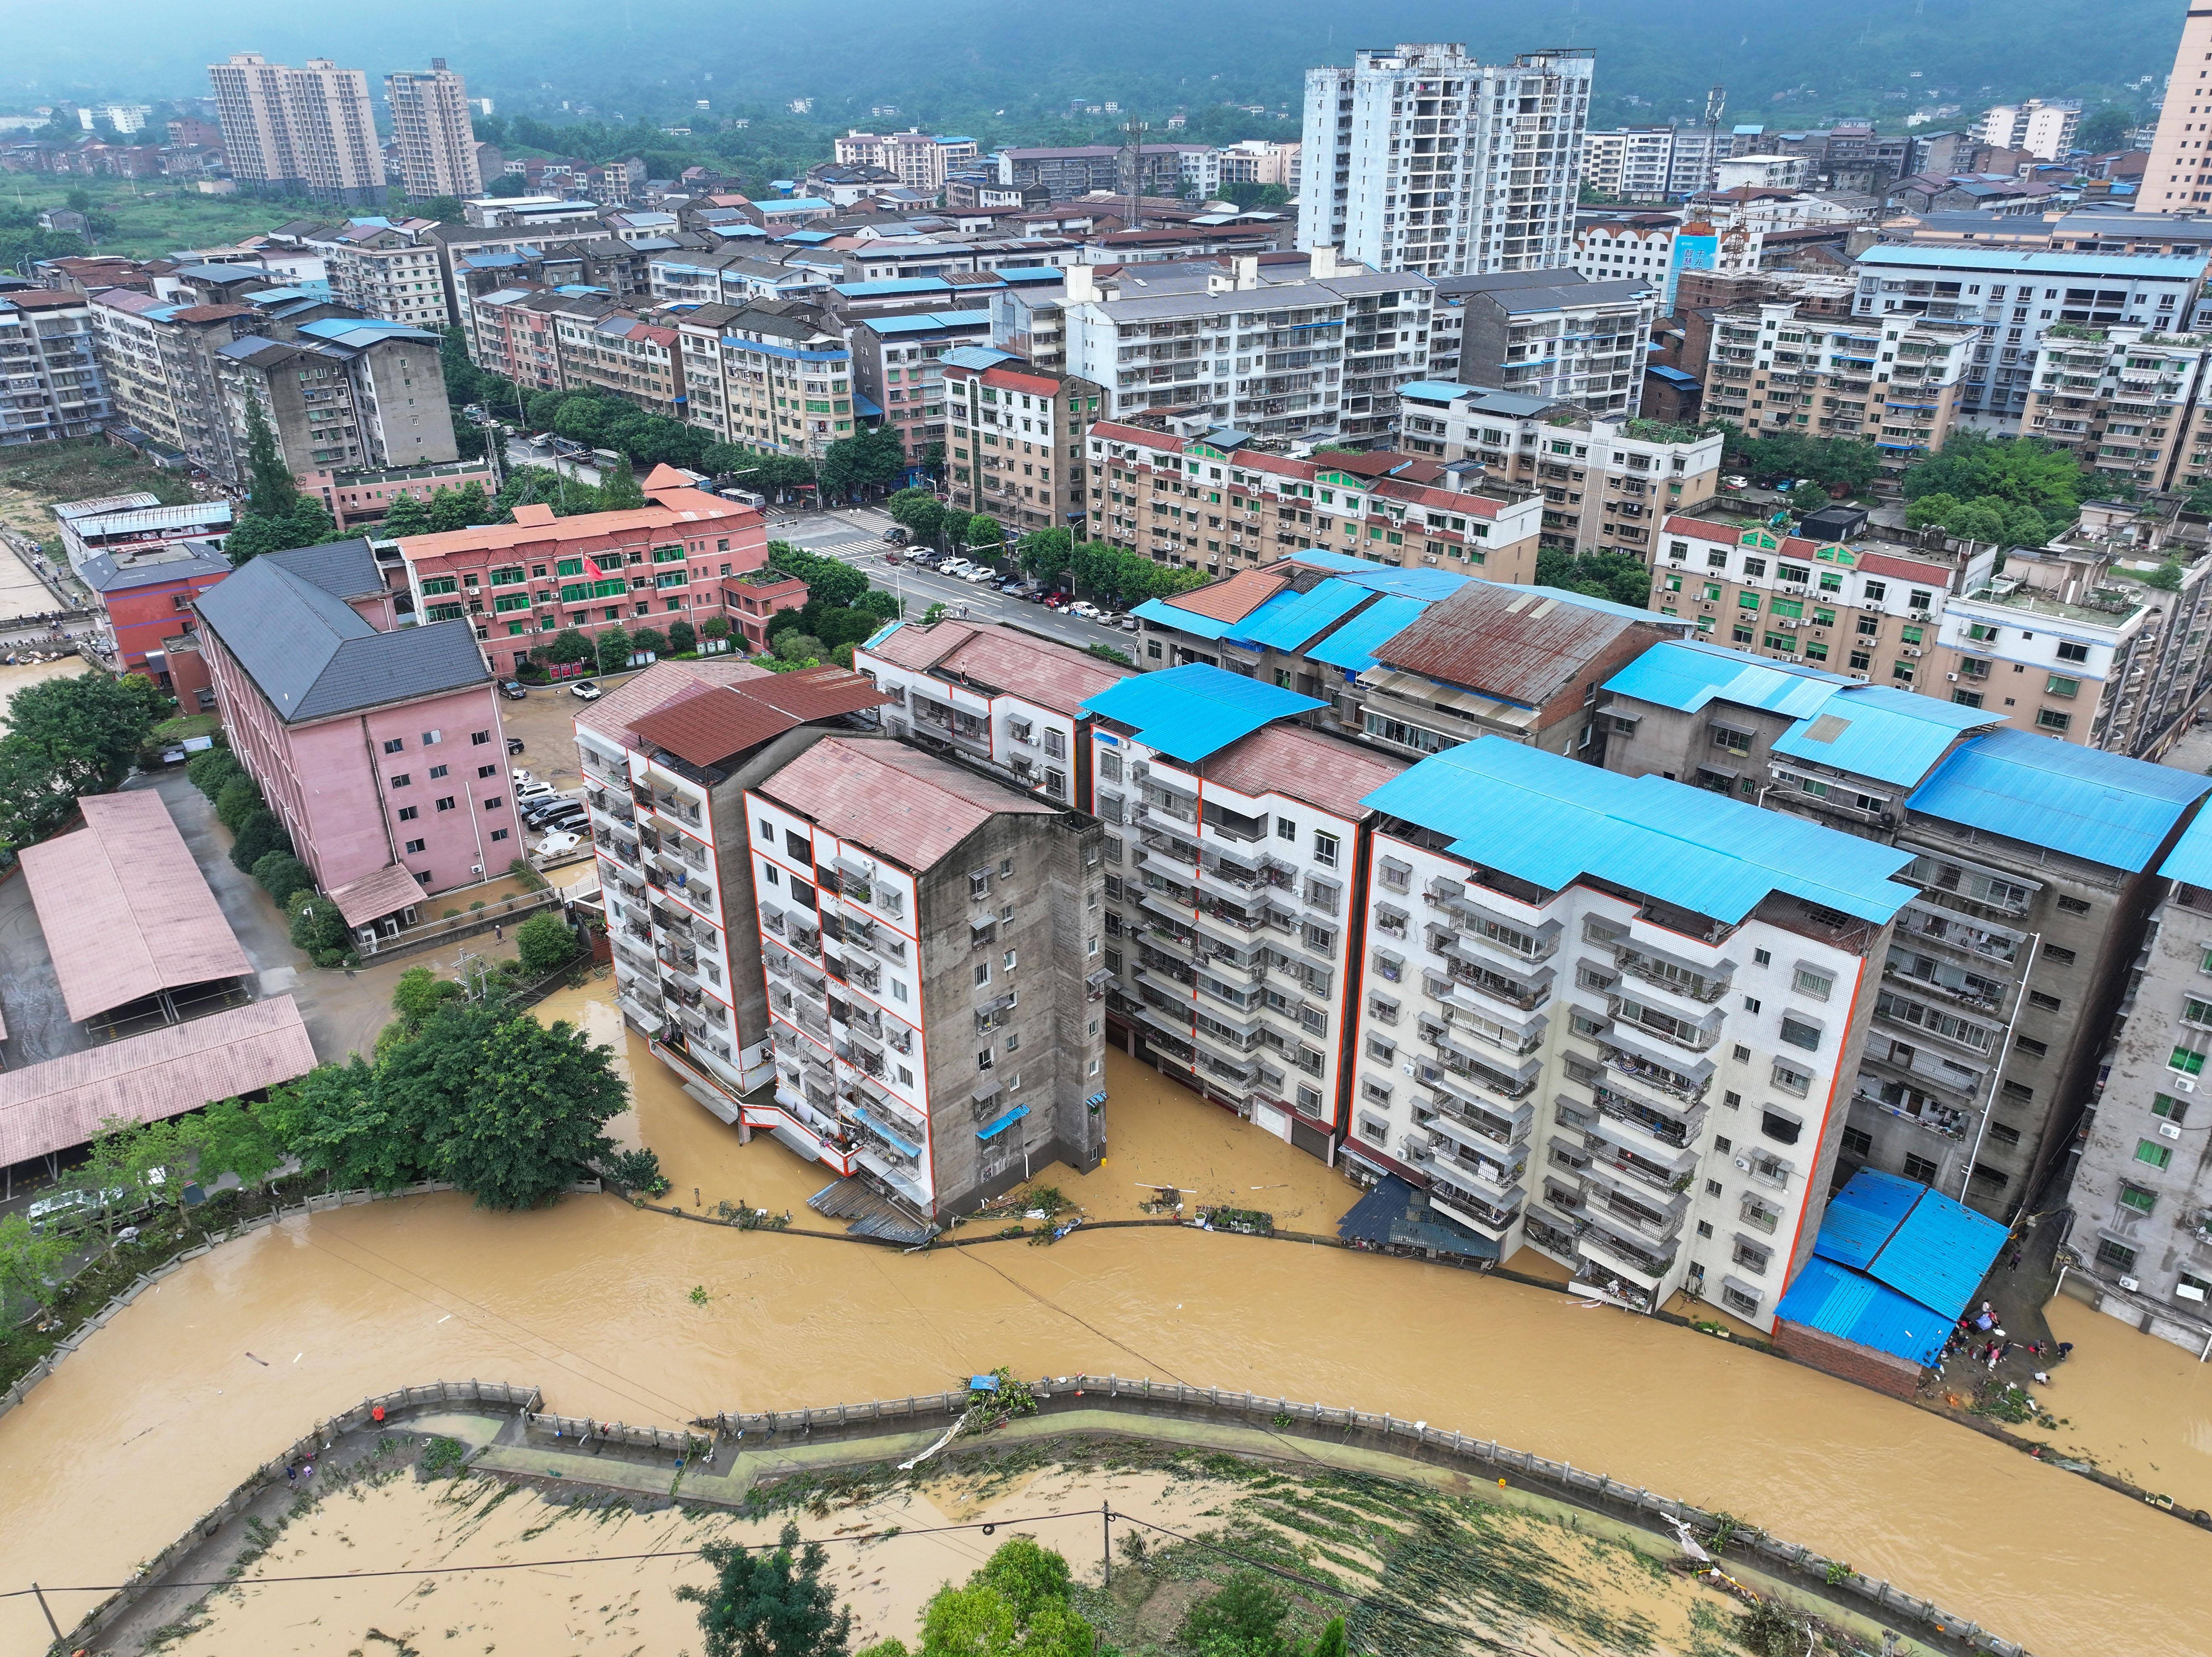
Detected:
[
  {"left": 179, "top": 1097, "right": 283, "bottom": 1190},
  {"left": 675, "top": 1520, "right": 853, "bottom": 1657},
  {"left": 241, "top": 395, "right": 300, "bottom": 523},
  {"left": 0, "top": 669, "right": 168, "bottom": 847},
  {"left": 629, "top": 625, "right": 668, "bottom": 658},
  {"left": 224, "top": 496, "right": 339, "bottom": 563},
  {"left": 901, "top": 1538, "right": 1097, "bottom": 1657},
  {"left": 668, "top": 619, "right": 698, "bottom": 655},
  {"left": 700, "top": 615, "right": 733, "bottom": 648},
  {"left": 1180, "top": 1571, "right": 1294, "bottom": 1657},
  {"left": 1017, "top": 527, "right": 1072, "bottom": 585},
  {"left": 391, "top": 965, "right": 462, "bottom": 1033},
  {"left": 821, "top": 423, "right": 907, "bottom": 501},
  {"left": 595, "top": 625, "right": 634, "bottom": 674},
  {"left": 379, "top": 1001, "right": 630, "bottom": 1210},
  {"left": 1788, "top": 482, "right": 1831, "bottom": 518},
  {"left": 288, "top": 890, "right": 353, "bottom": 967},
  {"left": 214, "top": 774, "right": 264, "bottom": 833},
  {"left": 773, "top": 632, "right": 825, "bottom": 665},
  {"left": 380, "top": 493, "right": 435, "bottom": 538},
  {"left": 251, "top": 850, "right": 315, "bottom": 905},
  {"left": 186, "top": 747, "right": 244, "bottom": 799},
  {"left": 427, "top": 482, "right": 495, "bottom": 532},
  {"left": 596, "top": 464, "right": 647, "bottom": 511},
  {"left": 540, "top": 627, "right": 596, "bottom": 666},
  {"left": 265, "top": 1056, "right": 429, "bottom": 1191},
  {"left": 1901, "top": 431, "right": 2082, "bottom": 534},
  {"left": 2078, "top": 106, "right": 2137, "bottom": 153},
  {"left": 856, "top": 588, "right": 901, "bottom": 622},
  {"left": 229, "top": 808, "right": 291, "bottom": 873},
  {"left": 886, "top": 488, "right": 946, "bottom": 542},
  {"left": 965, "top": 514, "right": 1005, "bottom": 557},
  {"left": 0, "top": 1214, "right": 74, "bottom": 1313},
  {"left": 515, "top": 912, "right": 581, "bottom": 977}
]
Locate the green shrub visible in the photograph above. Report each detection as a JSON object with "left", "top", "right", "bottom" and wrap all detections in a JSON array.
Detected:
[
  {"left": 251, "top": 851, "right": 315, "bottom": 905},
  {"left": 187, "top": 748, "right": 243, "bottom": 799},
  {"left": 287, "top": 890, "right": 351, "bottom": 966},
  {"left": 515, "top": 912, "right": 580, "bottom": 976},
  {"left": 214, "top": 775, "right": 264, "bottom": 833},
  {"left": 229, "top": 809, "right": 291, "bottom": 873}
]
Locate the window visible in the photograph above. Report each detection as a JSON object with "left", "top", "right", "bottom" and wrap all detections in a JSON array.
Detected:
[
  {"left": 1841, "top": 1126, "right": 1873, "bottom": 1158},
  {"left": 435, "top": 796, "right": 455, "bottom": 812},
  {"left": 471, "top": 730, "right": 491, "bottom": 746},
  {"left": 484, "top": 795, "right": 504, "bottom": 811},
  {"left": 429, "top": 764, "right": 448, "bottom": 779},
  {"left": 2136, "top": 1139, "right": 2174, "bottom": 1170},
  {"left": 1793, "top": 967, "right": 1833, "bottom": 1001},
  {"left": 1778, "top": 1016, "right": 1821, "bottom": 1051},
  {"left": 2119, "top": 1183, "right": 2158, "bottom": 1216},
  {"left": 2015, "top": 1034, "right": 2047, "bottom": 1057},
  {"left": 2096, "top": 1238, "right": 2139, "bottom": 1272},
  {"left": 1902, "top": 1152, "right": 1941, "bottom": 1184},
  {"left": 421, "top": 730, "right": 442, "bottom": 746},
  {"left": 397, "top": 805, "right": 419, "bottom": 821},
  {"left": 490, "top": 827, "right": 509, "bottom": 842},
  {"left": 1721, "top": 1283, "right": 1761, "bottom": 1318},
  {"left": 2045, "top": 674, "right": 2080, "bottom": 699},
  {"left": 404, "top": 837, "right": 426, "bottom": 854},
  {"left": 1770, "top": 1060, "right": 1812, "bottom": 1097},
  {"left": 1313, "top": 831, "right": 1339, "bottom": 867},
  {"left": 2154, "top": 1093, "right": 2189, "bottom": 1125},
  {"left": 382, "top": 738, "right": 404, "bottom": 754},
  {"left": 2036, "top": 708, "right": 2072, "bottom": 733},
  {"left": 389, "top": 773, "right": 412, "bottom": 788},
  {"left": 2171, "top": 1047, "right": 2205, "bottom": 1076},
  {"left": 974, "top": 962, "right": 991, "bottom": 987},
  {"left": 1761, "top": 1110, "right": 1801, "bottom": 1145},
  {"left": 2055, "top": 895, "right": 2091, "bottom": 915}
]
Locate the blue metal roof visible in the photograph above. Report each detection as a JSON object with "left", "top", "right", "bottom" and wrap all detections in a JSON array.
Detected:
[
  {"left": 976, "top": 1102, "right": 1031, "bottom": 1141},
  {"left": 832, "top": 277, "right": 952, "bottom": 297},
  {"left": 1780, "top": 1169, "right": 2010, "bottom": 1365},
  {"left": 848, "top": 1104, "right": 920, "bottom": 1161},
  {"left": 865, "top": 310, "right": 993, "bottom": 334},
  {"left": 1907, "top": 727, "right": 2212, "bottom": 873},
  {"left": 1606, "top": 640, "right": 1848, "bottom": 720},
  {"left": 853, "top": 393, "right": 884, "bottom": 418},
  {"left": 295, "top": 317, "right": 437, "bottom": 346},
  {"left": 1227, "top": 580, "right": 1370, "bottom": 651},
  {"left": 1079, "top": 663, "right": 1323, "bottom": 763},
  {"left": 1770, "top": 684, "right": 1996, "bottom": 789},
  {"left": 1774, "top": 1257, "right": 1956, "bottom": 1368},
  {"left": 1284, "top": 550, "right": 1468, "bottom": 599},
  {"left": 1398, "top": 379, "right": 1480, "bottom": 402},
  {"left": 996, "top": 266, "right": 1065, "bottom": 284},
  {"left": 1855, "top": 245, "right": 2208, "bottom": 279},
  {"left": 2159, "top": 805, "right": 2212, "bottom": 887},
  {"left": 1361, "top": 737, "right": 1918, "bottom": 925},
  {"left": 1307, "top": 595, "right": 1430, "bottom": 673},
  {"left": 1129, "top": 595, "right": 1240, "bottom": 640},
  {"left": 941, "top": 344, "right": 1017, "bottom": 371}
]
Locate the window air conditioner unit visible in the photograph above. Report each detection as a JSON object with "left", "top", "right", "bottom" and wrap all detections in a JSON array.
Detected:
[
  {"left": 1734, "top": 1155, "right": 1752, "bottom": 1172},
  {"left": 2119, "top": 1275, "right": 2141, "bottom": 1292},
  {"left": 2161, "top": 1120, "right": 2184, "bottom": 1139},
  {"left": 1946, "top": 673, "right": 1959, "bottom": 682},
  {"left": 2178, "top": 1076, "right": 2198, "bottom": 1092}
]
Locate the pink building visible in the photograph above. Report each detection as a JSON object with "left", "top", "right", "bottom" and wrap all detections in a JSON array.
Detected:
[{"left": 193, "top": 540, "right": 515, "bottom": 906}]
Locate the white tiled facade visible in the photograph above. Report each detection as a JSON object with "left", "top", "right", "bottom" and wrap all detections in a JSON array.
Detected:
[{"left": 1348, "top": 833, "right": 1871, "bottom": 1329}]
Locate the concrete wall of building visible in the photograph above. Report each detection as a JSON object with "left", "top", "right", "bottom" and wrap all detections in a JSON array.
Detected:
[{"left": 1773, "top": 1319, "right": 1922, "bottom": 1398}]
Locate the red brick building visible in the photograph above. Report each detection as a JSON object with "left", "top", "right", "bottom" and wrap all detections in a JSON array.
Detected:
[
  {"left": 79, "top": 540, "right": 233, "bottom": 683},
  {"left": 392, "top": 467, "right": 770, "bottom": 676}
]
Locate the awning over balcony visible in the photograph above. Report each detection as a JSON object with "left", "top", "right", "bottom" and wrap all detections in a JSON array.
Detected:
[
  {"left": 977, "top": 1102, "right": 1031, "bottom": 1141},
  {"left": 1586, "top": 1111, "right": 1697, "bottom": 1170}
]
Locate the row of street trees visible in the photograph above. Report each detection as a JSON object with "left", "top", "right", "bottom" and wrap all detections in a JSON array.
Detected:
[{"left": 883, "top": 492, "right": 1209, "bottom": 611}]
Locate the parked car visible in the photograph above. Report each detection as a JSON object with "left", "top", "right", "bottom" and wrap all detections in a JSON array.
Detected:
[
  {"left": 505, "top": 736, "right": 526, "bottom": 755},
  {"left": 569, "top": 679, "right": 603, "bottom": 701},
  {"left": 499, "top": 680, "right": 528, "bottom": 700},
  {"left": 882, "top": 525, "right": 910, "bottom": 545},
  {"left": 536, "top": 829, "right": 584, "bottom": 857},
  {"left": 1116, "top": 614, "right": 1142, "bottom": 632},
  {"left": 515, "top": 781, "right": 556, "bottom": 803},
  {"left": 529, "top": 810, "right": 588, "bottom": 836},
  {"left": 962, "top": 565, "right": 997, "bottom": 583},
  {"left": 510, "top": 767, "right": 535, "bottom": 786},
  {"left": 28, "top": 1170, "right": 163, "bottom": 1235},
  {"left": 884, "top": 550, "right": 905, "bottom": 565},
  {"left": 1021, "top": 588, "right": 1051, "bottom": 603},
  {"left": 1066, "top": 601, "right": 1102, "bottom": 619}
]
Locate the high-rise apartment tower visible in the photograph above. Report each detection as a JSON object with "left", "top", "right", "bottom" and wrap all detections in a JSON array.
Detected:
[
  {"left": 208, "top": 53, "right": 386, "bottom": 205},
  {"left": 386, "top": 59, "right": 483, "bottom": 200}
]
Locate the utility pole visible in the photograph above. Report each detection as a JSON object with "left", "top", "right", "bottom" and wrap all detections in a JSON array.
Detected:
[
  {"left": 32, "top": 1582, "right": 62, "bottom": 1647},
  {"left": 1101, "top": 1501, "right": 1113, "bottom": 1589}
]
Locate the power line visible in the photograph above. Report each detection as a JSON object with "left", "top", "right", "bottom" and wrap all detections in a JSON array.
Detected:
[{"left": 1, "top": 1508, "right": 1110, "bottom": 1602}]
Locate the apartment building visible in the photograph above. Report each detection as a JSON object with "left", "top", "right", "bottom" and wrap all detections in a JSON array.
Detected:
[
  {"left": 1650, "top": 513, "right": 1974, "bottom": 694},
  {"left": 90, "top": 290, "right": 255, "bottom": 470},
  {"left": 996, "top": 145, "right": 1193, "bottom": 199},
  {"left": 857, "top": 616, "right": 1132, "bottom": 808},
  {"left": 553, "top": 307, "right": 683, "bottom": 418},
  {"left": 1427, "top": 270, "right": 1656, "bottom": 417},
  {"left": 468, "top": 286, "right": 581, "bottom": 392},
  {"left": 1937, "top": 542, "right": 2212, "bottom": 758},
  {"left": 1850, "top": 246, "right": 2211, "bottom": 431},
  {"left": 1573, "top": 219, "right": 1760, "bottom": 315},
  {"left": 0, "top": 287, "right": 111, "bottom": 446},
  {"left": 578, "top": 660, "right": 890, "bottom": 1108},
  {"left": 2021, "top": 323, "right": 2212, "bottom": 495},
  {"left": 1130, "top": 551, "right": 1687, "bottom": 765},
  {"left": 834, "top": 130, "right": 980, "bottom": 194},
  {"left": 1970, "top": 99, "right": 2081, "bottom": 163},
  {"left": 1299, "top": 43, "right": 1593, "bottom": 279},
  {"left": 940, "top": 347, "right": 1100, "bottom": 536},
  {"left": 1219, "top": 139, "right": 1302, "bottom": 192},
  {"left": 648, "top": 250, "right": 832, "bottom": 310},
  {"left": 385, "top": 61, "right": 483, "bottom": 200},
  {"left": 2062, "top": 813, "right": 2212, "bottom": 1352},
  {"left": 1394, "top": 385, "right": 1723, "bottom": 560},
  {"left": 848, "top": 310, "right": 992, "bottom": 464},
  {"left": 193, "top": 539, "right": 516, "bottom": 897},
  {"left": 1601, "top": 638, "right": 2212, "bottom": 1221},
  {"left": 1058, "top": 253, "right": 1432, "bottom": 441},
  {"left": 674, "top": 299, "right": 856, "bottom": 459},
  {"left": 1346, "top": 735, "right": 1914, "bottom": 1322},
  {"left": 212, "top": 318, "right": 457, "bottom": 488},
  {"left": 1075, "top": 664, "right": 1407, "bottom": 1153},
  {"left": 306, "top": 219, "right": 450, "bottom": 330},
  {"left": 78, "top": 541, "right": 231, "bottom": 679},
  {"left": 1580, "top": 126, "right": 1723, "bottom": 201},
  {"left": 207, "top": 53, "right": 386, "bottom": 205},
  {"left": 1701, "top": 299, "right": 1978, "bottom": 464},
  {"left": 2144, "top": 6, "right": 2212, "bottom": 209},
  {"left": 747, "top": 733, "right": 1109, "bottom": 1218},
  {"left": 393, "top": 473, "right": 768, "bottom": 676},
  {"left": 1084, "top": 418, "right": 1541, "bottom": 580}
]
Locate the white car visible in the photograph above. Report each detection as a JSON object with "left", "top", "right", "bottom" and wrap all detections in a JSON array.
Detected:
[
  {"left": 537, "top": 829, "right": 584, "bottom": 857},
  {"left": 510, "top": 767, "right": 536, "bottom": 787},
  {"left": 1066, "top": 601, "right": 1102, "bottom": 619},
  {"left": 569, "top": 679, "right": 604, "bottom": 701},
  {"left": 938, "top": 559, "right": 974, "bottom": 577},
  {"left": 514, "top": 779, "right": 556, "bottom": 801},
  {"left": 962, "top": 565, "right": 997, "bottom": 583}
]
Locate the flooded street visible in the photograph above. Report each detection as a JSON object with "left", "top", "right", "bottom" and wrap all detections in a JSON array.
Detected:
[{"left": 3, "top": 983, "right": 2208, "bottom": 1654}]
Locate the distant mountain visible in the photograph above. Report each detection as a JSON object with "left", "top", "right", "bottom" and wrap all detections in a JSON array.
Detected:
[{"left": 13, "top": 0, "right": 2186, "bottom": 133}]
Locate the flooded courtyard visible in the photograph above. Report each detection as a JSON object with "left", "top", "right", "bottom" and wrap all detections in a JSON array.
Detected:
[{"left": 2, "top": 977, "right": 2209, "bottom": 1654}]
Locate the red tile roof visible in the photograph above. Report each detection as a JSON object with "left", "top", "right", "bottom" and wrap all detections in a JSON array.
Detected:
[
  {"left": 628, "top": 665, "right": 890, "bottom": 767},
  {"left": 1199, "top": 724, "right": 1408, "bottom": 819},
  {"left": 574, "top": 658, "right": 773, "bottom": 746},
  {"left": 759, "top": 736, "right": 1053, "bottom": 870},
  {"left": 398, "top": 489, "right": 757, "bottom": 560},
  {"left": 1855, "top": 550, "right": 1954, "bottom": 586},
  {"left": 1664, "top": 514, "right": 1749, "bottom": 542},
  {"left": 864, "top": 618, "right": 977, "bottom": 672},
  {"left": 19, "top": 791, "right": 251, "bottom": 1022},
  {"left": 0, "top": 996, "right": 316, "bottom": 1168}
]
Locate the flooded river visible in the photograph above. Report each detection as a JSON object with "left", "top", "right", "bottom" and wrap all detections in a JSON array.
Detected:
[{"left": 2, "top": 981, "right": 2207, "bottom": 1654}]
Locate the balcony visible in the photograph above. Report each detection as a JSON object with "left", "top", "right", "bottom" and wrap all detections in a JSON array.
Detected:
[
  {"left": 1576, "top": 1224, "right": 1676, "bottom": 1291},
  {"left": 1425, "top": 1174, "right": 1524, "bottom": 1237},
  {"left": 1594, "top": 1035, "right": 1713, "bottom": 1103},
  {"left": 1603, "top": 990, "right": 1722, "bottom": 1053},
  {"left": 1589, "top": 1082, "right": 1702, "bottom": 1151},
  {"left": 1420, "top": 1088, "right": 1531, "bottom": 1151},
  {"left": 1613, "top": 945, "right": 1729, "bottom": 1004}
]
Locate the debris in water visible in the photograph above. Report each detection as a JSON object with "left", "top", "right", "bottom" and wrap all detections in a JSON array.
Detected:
[{"left": 244, "top": 1352, "right": 269, "bottom": 1366}]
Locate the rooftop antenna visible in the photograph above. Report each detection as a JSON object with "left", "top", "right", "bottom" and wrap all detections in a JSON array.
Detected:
[{"left": 1704, "top": 84, "right": 1727, "bottom": 128}]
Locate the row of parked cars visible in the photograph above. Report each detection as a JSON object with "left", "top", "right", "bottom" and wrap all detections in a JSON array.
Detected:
[
  {"left": 893, "top": 547, "right": 1140, "bottom": 630},
  {"left": 512, "top": 768, "right": 592, "bottom": 856}
]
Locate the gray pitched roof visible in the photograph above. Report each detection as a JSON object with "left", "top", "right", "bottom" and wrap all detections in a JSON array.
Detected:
[
  {"left": 79, "top": 542, "right": 233, "bottom": 593},
  {"left": 194, "top": 557, "right": 488, "bottom": 723},
  {"left": 261, "top": 538, "right": 385, "bottom": 601}
]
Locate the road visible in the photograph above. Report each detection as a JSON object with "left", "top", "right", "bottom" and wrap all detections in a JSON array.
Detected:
[
  {"left": 501, "top": 434, "right": 603, "bottom": 490},
  {"left": 771, "top": 506, "right": 1141, "bottom": 658}
]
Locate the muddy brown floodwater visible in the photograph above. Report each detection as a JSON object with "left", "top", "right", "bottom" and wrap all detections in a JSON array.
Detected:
[{"left": 2, "top": 980, "right": 2208, "bottom": 1655}]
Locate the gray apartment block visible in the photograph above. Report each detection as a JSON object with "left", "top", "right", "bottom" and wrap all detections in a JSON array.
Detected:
[
  {"left": 1600, "top": 642, "right": 2211, "bottom": 1222},
  {"left": 2062, "top": 843, "right": 2212, "bottom": 1352}
]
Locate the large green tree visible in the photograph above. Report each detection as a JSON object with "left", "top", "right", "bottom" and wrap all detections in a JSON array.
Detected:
[
  {"left": 886, "top": 488, "right": 946, "bottom": 543},
  {"left": 674, "top": 1520, "right": 853, "bottom": 1657},
  {"left": 263, "top": 1057, "right": 425, "bottom": 1191},
  {"left": 1900, "top": 431, "right": 2082, "bottom": 540},
  {"left": 0, "top": 670, "right": 169, "bottom": 848},
  {"left": 242, "top": 394, "right": 300, "bottom": 522}
]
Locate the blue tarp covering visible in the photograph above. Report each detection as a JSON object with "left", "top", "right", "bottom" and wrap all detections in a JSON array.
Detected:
[
  {"left": 1359, "top": 737, "right": 1918, "bottom": 926},
  {"left": 1777, "top": 1169, "right": 2011, "bottom": 1366},
  {"left": 1284, "top": 549, "right": 1469, "bottom": 600},
  {"left": 1307, "top": 595, "right": 1429, "bottom": 672},
  {"left": 1604, "top": 640, "right": 1848, "bottom": 720},
  {"left": 1080, "top": 663, "right": 1323, "bottom": 763},
  {"left": 1227, "top": 580, "right": 1370, "bottom": 651},
  {"left": 848, "top": 1105, "right": 920, "bottom": 1161},
  {"left": 976, "top": 1102, "right": 1031, "bottom": 1141},
  {"left": 853, "top": 394, "right": 884, "bottom": 418},
  {"left": 2160, "top": 804, "right": 2212, "bottom": 887},
  {"left": 1908, "top": 726, "right": 2212, "bottom": 874}
]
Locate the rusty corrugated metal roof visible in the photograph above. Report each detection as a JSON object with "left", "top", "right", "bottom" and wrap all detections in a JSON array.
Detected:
[
  {"left": 933, "top": 625, "right": 1133, "bottom": 716},
  {"left": 1158, "top": 567, "right": 1290, "bottom": 623},
  {"left": 1372, "top": 583, "right": 1658, "bottom": 710},
  {"left": 629, "top": 666, "right": 890, "bottom": 767}
]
